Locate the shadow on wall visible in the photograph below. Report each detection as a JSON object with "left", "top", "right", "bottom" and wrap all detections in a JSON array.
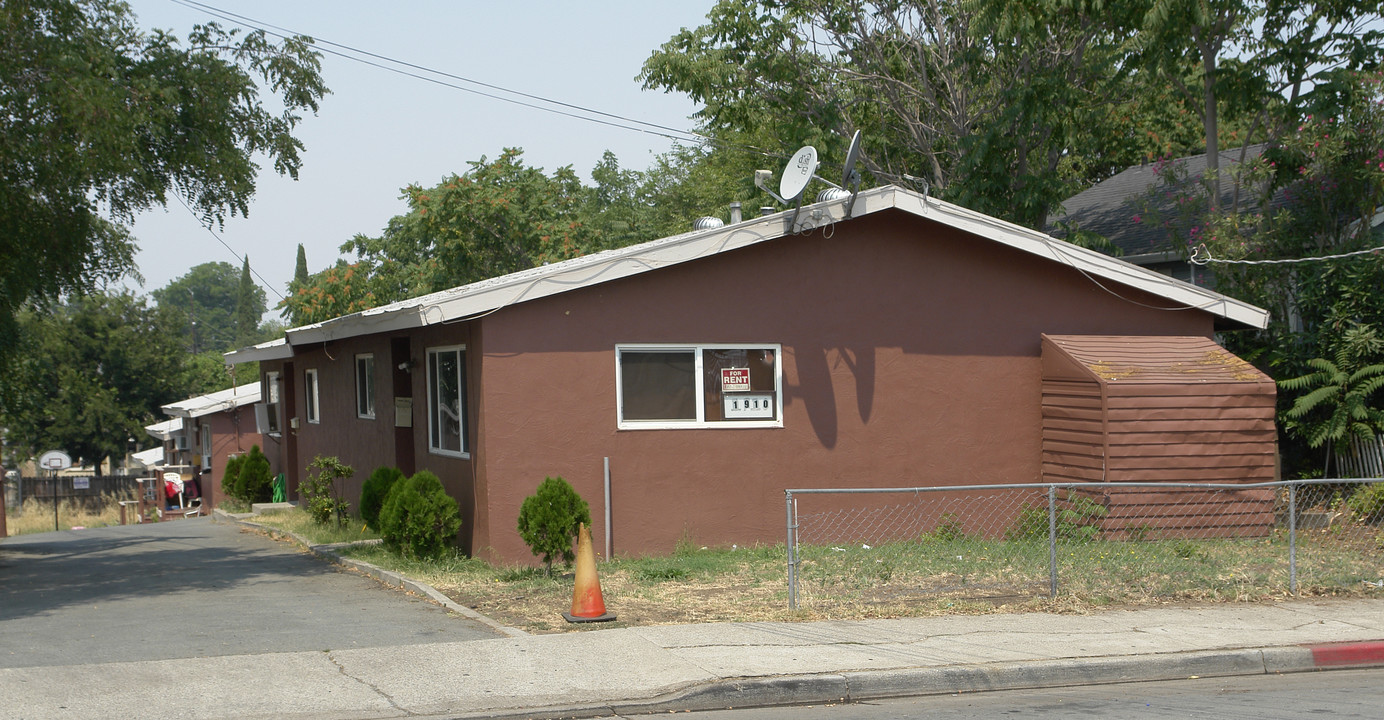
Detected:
[{"left": 789, "top": 345, "right": 877, "bottom": 450}]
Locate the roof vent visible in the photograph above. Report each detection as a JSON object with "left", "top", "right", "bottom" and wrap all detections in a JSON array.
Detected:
[
  {"left": 817, "top": 187, "right": 851, "bottom": 202},
  {"left": 693, "top": 216, "right": 725, "bottom": 230},
  {"left": 729, "top": 202, "right": 742, "bottom": 224}
]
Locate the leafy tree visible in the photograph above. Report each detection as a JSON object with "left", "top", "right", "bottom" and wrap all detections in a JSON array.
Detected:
[
  {"left": 640, "top": 0, "right": 1149, "bottom": 229},
  {"left": 1135, "top": 0, "right": 1384, "bottom": 198},
  {"left": 1279, "top": 325, "right": 1384, "bottom": 475},
  {"left": 152, "top": 262, "right": 241, "bottom": 353},
  {"left": 0, "top": 291, "right": 185, "bottom": 466},
  {"left": 517, "top": 476, "right": 592, "bottom": 575},
  {"left": 281, "top": 149, "right": 610, "bottom": 324},
  {"left": 0, "top": 0, "right": 326, "bottom": 365}
]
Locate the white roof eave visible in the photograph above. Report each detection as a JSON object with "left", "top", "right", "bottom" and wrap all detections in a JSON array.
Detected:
[
  {"left": 224, "top": 337, "right": 293, "bottom": 364},
  {"left": 250, "top": 185, "right": 1265, "bottom": 351}
]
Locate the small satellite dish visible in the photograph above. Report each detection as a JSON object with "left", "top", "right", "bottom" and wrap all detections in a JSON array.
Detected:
[
  {"left": 779, "top": 146, "right": 817, "bottom": 202},
  {"left": 841, "top": 130, "right": 862, "bottom": 189}
]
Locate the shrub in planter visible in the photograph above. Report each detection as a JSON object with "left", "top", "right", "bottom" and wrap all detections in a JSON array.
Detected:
[
  {"left": 516, "top": 476, "right": 591, "bottom": 574},
  {"left": 360, "top": 466, "right": 405, "bottom": 532},
  {"left": 379, "top": 470, "right": 462, "bottom": 559}
]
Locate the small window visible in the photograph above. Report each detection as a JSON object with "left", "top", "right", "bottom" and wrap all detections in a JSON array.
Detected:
[
  {"left": 616, "top": 344, "right": 782, "bottom": 429},
  {"left": 304, "top": 368, "right": 320, "bottom": 424},
  {"left": 262, "top": 371, "right": 282, "bottom": 434},
  {"left": 200, "top": 422, "right": 212, "bottom": 469},
  {"left": 356, "top": 354, "right": 375, "bottom": 419},
  {"left": 427, "top": 346, "right": 467, "bottom": 456}
]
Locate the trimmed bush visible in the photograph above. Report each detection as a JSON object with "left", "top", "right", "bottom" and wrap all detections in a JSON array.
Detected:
[
  {"left": 379, "top": 470, "right": 462, "bottom": 559},
  {"left": 360, "top": 466, "right": 405, "bottom": 531},
  {"left": 222, "top": 454, "right": 245, "bottom": 503},
  {"left": 516, "top": 476, "right": 591, "bottom": 574},
  {"left": 227, "top": 445, "right": 273, "bottom": 504}
]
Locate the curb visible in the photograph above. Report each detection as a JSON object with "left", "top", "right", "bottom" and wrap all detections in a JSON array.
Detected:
[
  {"left": 438, "top": 642, "right": 1384, "bottom": 720},
  {"left": 212, "top": 509, "right": 527, "bottom": 638}
]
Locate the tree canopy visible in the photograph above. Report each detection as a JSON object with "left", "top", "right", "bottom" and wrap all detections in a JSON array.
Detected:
[
  {"left": 0, "top": 0, "right": 326, "bottom": 364},
  {"left": 151, "top": 261, "right": 267, "bottom": 354}
]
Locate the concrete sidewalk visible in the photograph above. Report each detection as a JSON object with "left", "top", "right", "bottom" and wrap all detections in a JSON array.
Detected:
[{"left": 3, "top": 598, "right": 1382, "bottom": 720}]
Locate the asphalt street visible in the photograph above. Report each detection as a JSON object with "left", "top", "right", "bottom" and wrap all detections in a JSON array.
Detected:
[{"left": 0, "top": 517, "right": 499, "bottom": 669}]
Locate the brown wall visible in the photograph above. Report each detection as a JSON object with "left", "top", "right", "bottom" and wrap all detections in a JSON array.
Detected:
[
  {"left": 284, "top": 326, "right": 479, "bottom": 551},
  {"left": 471, "top": 210, "right": 1218, "bottom": 563},
  {"left": 203, "top": 408, "right": 261, "bottom": 508}
]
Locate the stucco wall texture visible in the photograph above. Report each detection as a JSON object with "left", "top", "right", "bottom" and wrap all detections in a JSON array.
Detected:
[{"left": 470, "top": 210, "right": 1215, "bottom": 562}]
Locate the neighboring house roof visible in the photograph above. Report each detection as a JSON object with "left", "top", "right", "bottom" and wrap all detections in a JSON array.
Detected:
[
  {"left": 1043, "top": 334, "right": 1273, "bottom": 385},
  {"left": 226, "top": 185, "right": 1270, "bottom": 365},
  {"left": 1052, "top": 145, "right": 1270, "bottom": 262},
  {"left": 131, "top": 446, "right": 165, "bottom": 469},
  {"left": 161, "top": 382, "right": 261, "bottom": 419},
  {"left": 145, "top": 417, "right": 183, "bottom": 441}
]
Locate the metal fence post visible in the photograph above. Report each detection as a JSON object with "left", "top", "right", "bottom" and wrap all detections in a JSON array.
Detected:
[
  {"left": 786, "top": 490, "right": 798, "bottom": 610},
  {"left": 1047, "top": 485, "right": 1058, "bottom": 598},
  {"left": 1288, "top": 482, "right": 1298, "bottom": 595}
]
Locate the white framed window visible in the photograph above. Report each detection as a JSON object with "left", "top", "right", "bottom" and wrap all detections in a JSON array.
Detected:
[
  {"left": 427, "top": 345, "right": 467, "bottom": 457},
  {"left": 257, "top": 371, "right": 282, "bottom": 435},
  {"left": 355, "top": 354, "right": 375, "bottom": 419},
  {"left": 616, "top": 344, "right": 783, "bottom": 429},
  {"left": 200, "top": 422, "right": 212, "bottom": 469},
  {"left": 304, "top": 368, "right": 320, "bottom": 424}
]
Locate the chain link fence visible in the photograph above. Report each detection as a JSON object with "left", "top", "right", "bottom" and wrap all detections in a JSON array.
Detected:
[{"left": 785, "top": 479, "right": 1384, "bottom": 610}]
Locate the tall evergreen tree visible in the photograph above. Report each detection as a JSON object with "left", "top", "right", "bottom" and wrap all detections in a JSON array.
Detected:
[{"left": 234, "top": 256, "right": 259, "bottom": 347}]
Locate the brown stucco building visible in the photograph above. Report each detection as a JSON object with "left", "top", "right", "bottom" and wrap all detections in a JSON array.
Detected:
[
  {"left": 157, "top": 382, "right": 263, "bottom": 510},
  {"left": 227, "top": 186, "right": 1273, "bottom": 564}
]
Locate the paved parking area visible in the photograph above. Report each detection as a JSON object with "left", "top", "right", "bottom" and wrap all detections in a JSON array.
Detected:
[{"left": 0, "top": 517, "right": 499, "bottom": 668}]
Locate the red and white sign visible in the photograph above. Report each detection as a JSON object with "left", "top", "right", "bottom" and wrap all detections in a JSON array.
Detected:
[{"left": 721, "top": 368, "right": 751, "bottom": 392}]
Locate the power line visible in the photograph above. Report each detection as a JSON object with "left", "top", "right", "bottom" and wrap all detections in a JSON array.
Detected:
[
  {"left": 171, "top": 193, "right": 287, "bottom": 301},
  {"left": 169, "top": 0, "right": 712, "bottom": 147},
  {"left": 1190, "top": 242, "right": 1384, "bottom": 266}
]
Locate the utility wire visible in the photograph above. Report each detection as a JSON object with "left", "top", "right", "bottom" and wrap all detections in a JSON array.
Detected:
[
  {"left": 170, "top": 0, "right": 711, "bottom": 146},
  {"left": 1190, "top": 241, "right": 1384, "bottom": 266},
  {"left": 171, "top": 193, "right": 287, "bottom": 301}
]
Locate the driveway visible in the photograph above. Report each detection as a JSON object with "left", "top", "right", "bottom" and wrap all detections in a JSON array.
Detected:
[{"left": 0, "top": 517, "right": 500, "bottom": 669}]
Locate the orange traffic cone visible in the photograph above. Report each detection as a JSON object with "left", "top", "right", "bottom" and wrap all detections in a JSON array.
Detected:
[{"left": 563, "top": 522, "right": 616, "bottom": 623}]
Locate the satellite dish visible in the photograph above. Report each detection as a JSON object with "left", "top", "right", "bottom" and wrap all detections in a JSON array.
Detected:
[
  {"left": 841, "top": 130, "right": 862, "bottom": 189},
  {"left": 779, "top": 146, "right": 817, "bottom": 202}
]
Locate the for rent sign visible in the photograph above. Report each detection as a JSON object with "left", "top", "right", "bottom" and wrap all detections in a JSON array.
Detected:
[{"left": 721, "top": 368, "right": 751, "bottom": 392}]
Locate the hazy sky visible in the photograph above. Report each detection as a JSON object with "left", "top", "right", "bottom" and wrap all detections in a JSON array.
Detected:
[{"left": 123, "top": 0, "right": 714, "bottom": 311}]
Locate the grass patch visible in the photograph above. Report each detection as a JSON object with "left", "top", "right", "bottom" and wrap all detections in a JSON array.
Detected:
[
  {"left": 6, "top": 492, "right": 138, "bottom": 535},
  {"left": 237, "top": 512, "right": 1384, "bottom": 636},
  {"left": 246, "top": 506, "right": 381, "bottom": 546}
]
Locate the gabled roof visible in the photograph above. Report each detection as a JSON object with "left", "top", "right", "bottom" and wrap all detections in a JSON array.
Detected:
[
  {"left": 226, "top": 185, "right": 1269, "bottom": 364},
  {"left": 161, "top": 382, "right": 261, "bottom": 419},
  {"left": 1052, "top": 145, "right": 1271, "bottom": 261}
]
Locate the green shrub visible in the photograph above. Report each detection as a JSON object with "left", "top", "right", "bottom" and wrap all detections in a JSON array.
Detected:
[
  {"left": 360, "top": 466, "right": 405, "bottom": 531},
  {"left": 1347, "top": 482, "right": 1384, "bottom": 523},
  {"left": 516, "top": 476, "right": 591, "bottom": 574},
  {"left": 1004, "top": 496, "right": 1107, "bottom": 542},
  {"left": 300, "top": 455, "right": 353, "bottom": 526},
  {"left": 222, "top": 454, "right": 245, "bottom": 503},
  {"left": 379, "top": 470, "right": 462, "bottom": 559},
  {"left": 228, "top": 445, "right": 273, "bottom": 504}
]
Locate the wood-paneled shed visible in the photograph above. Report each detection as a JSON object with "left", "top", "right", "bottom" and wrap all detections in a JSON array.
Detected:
[{"left": 1040, "top": 335, "right": 1278, "bottom": 538}]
